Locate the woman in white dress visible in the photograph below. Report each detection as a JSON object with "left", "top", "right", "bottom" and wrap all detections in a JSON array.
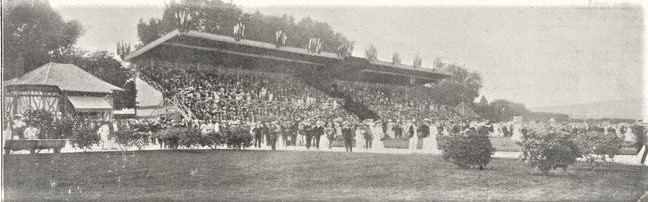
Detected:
[
  {"left": 407, "top": 121, "right": 418, "bottom": 153},
  {"left": 422, "top": 121, "right": 441, "bottom": 154},
  {"left": 321, "top": 121, "right": 333, "bottom": 150},
  {"left": 386, "top": 120, "right": 395, "bottom": 139},
  {"left": 370, "top": 120, "right": 385, "bottom": 151},
  {"left": 355, "top": 124, "right": 365, "bottom": 150}
]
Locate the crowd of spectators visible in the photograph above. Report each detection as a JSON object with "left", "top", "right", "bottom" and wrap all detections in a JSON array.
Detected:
[
  {"left": 334, "top": 80, "right": 461, "bottom": 121},
  {"left": 139, "top": 61, "right": 353, "bottom": 123}
]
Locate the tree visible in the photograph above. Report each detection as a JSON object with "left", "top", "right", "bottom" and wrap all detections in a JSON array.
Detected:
[
  {"left": 428, "top": 64, "right": 482, "bottom": 107},
  {"left": 490, "top": 99, "right": 528, "bottom": 122},
  {"left": 137, "top": 0, "right": 349, "bottom": 53},
  {"left": 392, "top": 52, "right": 401, "bottom": 64},
  {"left": 365, "top": 44, "right": 378, "bottom": 61},
  {"left": 413, "top": 53, "right": 422, "bottom": 68},
  {"left": 3, "top": 0, "right": 83, "bottom": 80}
]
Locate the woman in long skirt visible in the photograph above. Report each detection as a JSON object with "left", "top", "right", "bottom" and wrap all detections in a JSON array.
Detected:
[
  {"left": 407, "top": 121, "right": 418, "bottom": 153},
  {"left": 370, "top": 120, "right": 384, "bottom": 151},
  {"left": 422, "top": 121, "right": 441, "bottom": 154},
  {"left": 322, "top": 121, "right": 334, "bottom": 150},
  {"left": 355, "top": 125, "right": 365, "bottom": 150}
]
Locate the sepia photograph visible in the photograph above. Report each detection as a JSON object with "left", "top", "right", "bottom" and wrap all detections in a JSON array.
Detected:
[{"left": 1, "top": 0, "right": 647, "bottom": 201}]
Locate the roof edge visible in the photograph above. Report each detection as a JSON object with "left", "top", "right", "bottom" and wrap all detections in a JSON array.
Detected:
[{"left": 124, "top": 29, "right": 181, "bottom": 61}]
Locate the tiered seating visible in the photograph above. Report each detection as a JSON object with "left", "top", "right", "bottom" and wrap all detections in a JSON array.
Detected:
[
  {"left": 138, "top": 61, "right": 354, "bottom": 122},
  {"left": 334, "top": 80, "right": 460, "bottom": 121}
]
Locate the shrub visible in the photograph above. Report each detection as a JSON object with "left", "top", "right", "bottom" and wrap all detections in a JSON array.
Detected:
[
  {"left": 576, "top": 131, "right": 623, "bottom": 169},
  {"left": 224, "top": 127, "right": 253, "bottom": 149},
  {"left": 23, "top": 109, "right": 55, "bottom": 139},
  {"left": 438, "top": 129, "right": 495, "bottom": 169},
  {"left": 157, "top": 127, "right": 184, "bottom": 149},
  {"left": 177, "top": 127, "right": 202, "bottom": 149},
  {"left": 69, "top": 122, "right": 100, "bottom": 151},
  {"left": 518, "top": 129, "right": 580, "bottom": 175},
  {"left": 202, "top": 131, "right": 222, "bottom": 149},
  {"left": 112, "top": 129, "right": 150, "bottom": 151}
]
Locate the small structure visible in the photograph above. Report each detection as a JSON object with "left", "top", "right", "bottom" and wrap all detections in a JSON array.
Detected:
[
  {"left": 455, "top": 102, "right": 481, "bottom": 119},
  {"left": 3, "top": 62, "right": 124, "bottom": 121}
]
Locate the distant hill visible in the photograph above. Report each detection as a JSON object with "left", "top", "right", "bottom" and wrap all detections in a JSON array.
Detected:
[{"left": 531, "top": 99, "right": 645, "bottom": 120}]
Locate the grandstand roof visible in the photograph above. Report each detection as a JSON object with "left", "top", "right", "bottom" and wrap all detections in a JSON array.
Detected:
[
  {"left": 125, "top": 29, "right": 451, "bottom": 85},
  {"left": 4, "top": 62, "right": 123, "bottom": 93}
]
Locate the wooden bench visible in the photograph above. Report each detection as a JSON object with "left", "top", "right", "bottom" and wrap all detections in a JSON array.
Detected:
[{"left": 4, "top": 139, "right": 67, "bottom": 154}]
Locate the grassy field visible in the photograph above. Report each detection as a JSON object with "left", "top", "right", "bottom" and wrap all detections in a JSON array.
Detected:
[{"left": 4, "top": 150, "right": 647, "bottom": 201}]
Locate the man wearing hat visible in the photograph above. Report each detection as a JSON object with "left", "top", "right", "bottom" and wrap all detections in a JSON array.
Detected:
[
  {"left": 342, "top": 122, "right": 354, "bottom": 152},
  {"left": 312, "top": 120, "right": 324, "bottom": 149},
  {"left": 304, "top": 121, "right": 313, "bottom": 149},
  {"left": 252, "top": 121, "right": 263, "bottom": 148}
]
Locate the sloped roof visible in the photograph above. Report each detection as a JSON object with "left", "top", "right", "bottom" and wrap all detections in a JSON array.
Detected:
[
  {"left": 455, "top": 102, "right": 481, "bottom": 118},
  {"left": 478, "top": 96, "right": 490, "bottom": 107},
  {"left": 4, "top": 62, "right": 123, "bottom": 93}
]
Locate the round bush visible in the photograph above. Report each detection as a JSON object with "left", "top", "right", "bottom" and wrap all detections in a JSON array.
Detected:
[
  {"left": 576, "top": 131, "right": 623, "bottom": 166},
  {"left": 438, "top": 129, "right": 495, "bottom": 169},
  {"left": 112, "top": 129, "right": 150, "bottom": 150},
  {"left": 69, "top": 122, "right": 100, "bottom": 151},
  {"left": 517, "top": 129, "right": 580, "bottom": 175}
]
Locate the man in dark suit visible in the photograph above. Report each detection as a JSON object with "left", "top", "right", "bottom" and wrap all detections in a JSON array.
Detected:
[
  {"left": 312, "top": 122, "right": 324, "bottom": 149},
  {"left": 252, "top": 122, "right": 263, "bottom": 148},
  {"left": 393, "top": 122, "right": 403, "bottom": 138},
  {"left": 289, "top": 120, "right": 299, "bottom": 146},
  {"left": 304, "top": 122, "right": 313, "bottom": 149},
  {"left": 343, "top": 123, "right": 354, "bottom": 152}
]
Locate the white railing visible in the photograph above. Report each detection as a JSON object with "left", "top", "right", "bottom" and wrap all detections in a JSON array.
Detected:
[{"left": 139, "top": 74, "right": 168, "bottom": 93}]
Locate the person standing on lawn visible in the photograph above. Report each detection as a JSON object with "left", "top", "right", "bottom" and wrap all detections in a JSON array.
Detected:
[
  {"left": 270, "top": 121, "right": 280, "bottom": 151},
  {"left": 639, "top": 122, "right": 647, "bottom": 165},
  {"left": 304, "top": 121, "right": 313, "bottom": 149},
  {"left": 252, "top": 122, "right": 263, "bottom": 148},
  {"left": 342, "top": 122, "right": 354, "bottom": 152},
  {"left": 312, "top": 120, "right": 324, "bottom": 149}
]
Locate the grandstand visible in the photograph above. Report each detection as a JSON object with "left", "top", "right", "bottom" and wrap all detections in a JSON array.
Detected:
[{"left": 124, "top": 29, "right": 453, "bottom": 123}]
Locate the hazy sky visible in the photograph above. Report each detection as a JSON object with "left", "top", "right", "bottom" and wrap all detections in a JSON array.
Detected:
[{"left": 49, "top": 0, "right": 645, "bottom": 110}]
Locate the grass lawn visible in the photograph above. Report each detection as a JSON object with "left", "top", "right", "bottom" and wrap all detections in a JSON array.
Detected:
[
  {"left": 490, "top": 137, "right": 521, "bottom": 152},
  {"left": 4, "top": 150, "right": 647, "bottom": 201}
]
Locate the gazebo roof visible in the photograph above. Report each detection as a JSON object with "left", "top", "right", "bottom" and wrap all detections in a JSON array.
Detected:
[{"left": 4, "top": 62, "right": 123, "bottom": 93}]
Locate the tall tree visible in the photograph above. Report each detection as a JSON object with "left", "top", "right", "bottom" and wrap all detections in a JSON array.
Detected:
[
  {"left": 365, "top": 44, "right": 378, "bottom": 61},
  {"left": 413, "top": 53, "right": 422, "bottom": 68},
  {"left": 428, "top": 64, "right": 482, "bottom": 107},
  {"left": 137, "top": 0, "right": 349, "bottom": 53},
  {"left": 392, "top": 52, "right": 401, "bottom": 64},
  {"left": 490, "top": 99, "right": 528, "bottom": 122},
  {"left": 2, "top": 0, "right": 83, "bottom": 80}
]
